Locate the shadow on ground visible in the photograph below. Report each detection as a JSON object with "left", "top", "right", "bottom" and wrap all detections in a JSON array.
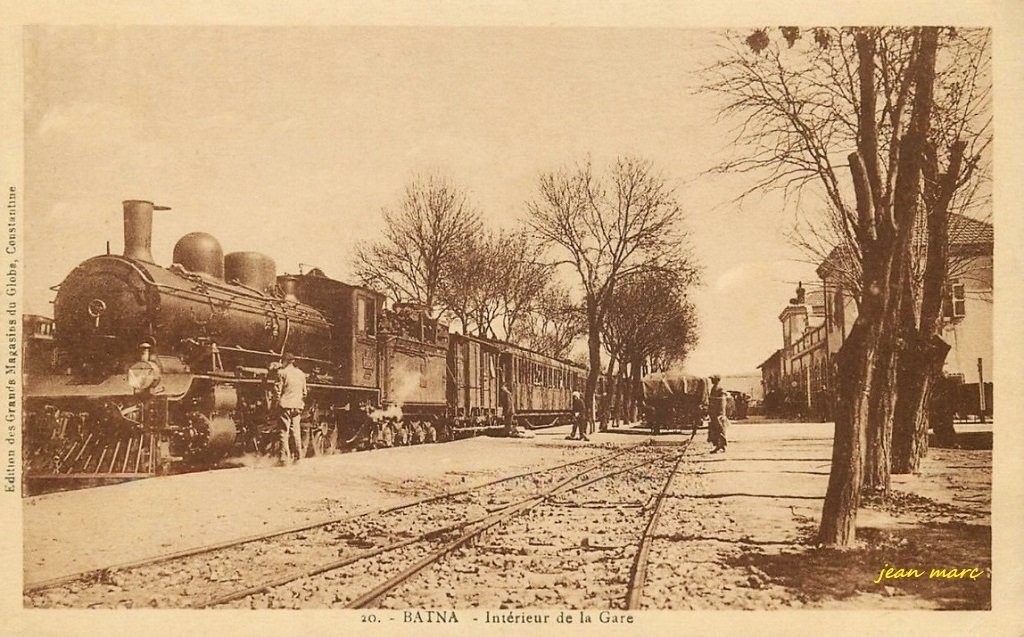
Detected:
[{"left": 729, "top": 522, "right": 991, "bottom": 609}]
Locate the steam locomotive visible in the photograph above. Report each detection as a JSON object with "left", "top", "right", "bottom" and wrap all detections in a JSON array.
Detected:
[{"left": 23, "top": 200, "right": 586, "bottom": 489}]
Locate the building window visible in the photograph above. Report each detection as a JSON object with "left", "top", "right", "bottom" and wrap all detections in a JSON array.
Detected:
[
  {"left": 950, "top": 282, "right": 966, "bottom": 318},
  {"left": 356, "top": 297, "right": 376, "bottom": 335},
  {"left": 833, "top": 287, "right": 845, "bottom": 333}
]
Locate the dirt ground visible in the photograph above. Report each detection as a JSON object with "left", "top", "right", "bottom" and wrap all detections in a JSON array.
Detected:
[
  {"left": 23, "top": 421, "right": 991, "bottom": 609},
  {"left": 23, "top": 434, "right": 607, "bottom": 586},
  {"left": 681, "top": 421, "right": 991, "bottom": 610}
]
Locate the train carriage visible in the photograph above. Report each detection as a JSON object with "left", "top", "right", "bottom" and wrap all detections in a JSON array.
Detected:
[
  {"left": 376, "top": 305, "right": 451, "bottom": 444},
  {"left": 446, "top": 333, "right": 501, "bottom": 425},
  {"left": 503, "top": 344, "right": 585, "bottom": 429}
]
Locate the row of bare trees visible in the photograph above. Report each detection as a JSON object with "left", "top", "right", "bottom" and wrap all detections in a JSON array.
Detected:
[
  {"left": 601, "top": 269, "right": 700, "bottom": 426},
  {"left": 354, "top": 157, "right": 701, "bottom": 411},
  {"left": 707, "top": 27, "right": 990, "bottom": 546},
  {"left": 353, "top": 174, "right": 579, "bottom": 358}
]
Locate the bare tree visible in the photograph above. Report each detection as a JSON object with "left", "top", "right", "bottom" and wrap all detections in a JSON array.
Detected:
[
  {"left": 497, "top": 232, "right": 552, "bottom": 342},
  {"left": 705, "top": 27, "right": 989, "bottom": 546},
  {"left": 603, "top": 268, "right": 699, "bottom": 424},
  {"left": 438, "top": 229, "right": 551, "bottom": 340},
  {"left": 519, "top": 283, "right": 584, "bottom": 359},
  {"left": 527, "top": 156, "right": 697, "bottom": 419},
  {"left": 354, "top": 174, "right": 481, "bottom": 316}
]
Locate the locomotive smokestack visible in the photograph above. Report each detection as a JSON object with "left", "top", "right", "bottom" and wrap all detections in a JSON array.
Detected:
[{"left": 122, "top": 199, "right": 170, "bottom": 263}]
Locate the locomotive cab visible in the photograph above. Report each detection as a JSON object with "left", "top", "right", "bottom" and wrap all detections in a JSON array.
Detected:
[{"left": 281, "top": 269, "right": 383, "bottom": 388}]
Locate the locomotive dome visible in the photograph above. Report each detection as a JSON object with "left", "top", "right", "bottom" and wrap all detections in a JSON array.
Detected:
[{"left": 173, "top": 232, "right": 224, "bottom": 279}]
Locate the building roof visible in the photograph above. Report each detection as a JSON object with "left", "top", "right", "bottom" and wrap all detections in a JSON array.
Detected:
[
  {"left": 816, "top": 213, "right": 992, "bottom": 279},
  {"left": 949, "top": 213, "right": 994, "bottom": 245},
  {"left": 758, "top": 349, "right": 783, "bottom": 369}
]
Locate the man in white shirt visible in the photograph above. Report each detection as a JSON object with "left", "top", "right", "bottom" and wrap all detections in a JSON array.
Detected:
[{"left": 275, "top": 353, "right": 308, "bottom": 465}]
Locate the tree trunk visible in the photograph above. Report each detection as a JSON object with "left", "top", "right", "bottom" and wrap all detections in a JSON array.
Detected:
[
  {"left": 620, "top": 364, "right": 631, "bottom": 423},
  {"left": 819, "top": 142, "right": 880, "bottom": 546},
  {"left": 931, "top": 375, "right": 959, "bottom": 447},
  {"left": 892, "top": 333, "right": 950, "bottom": 472},
  {"left": 862, "top": 257, "right": 908, "bottom": 495},
  {"left": 601, "top": 356, "right": 618, "bottom": 431},
  {"left": 892, "top": 140, "right": 966, "bottom": 471},
  {"left": 630, "top": 356, "right": 644, "bottom": 423},
  {"left": 863, "top": 331, "right": 895, "bottom": 494},
  {"left": 861, "top": 26, "right": 940, "bottom": 498},
  {"left": 585, "top": 303, "right": 601, "bottom": 433},
  {"left": 819, "top": 319, "right": 875, "bottom": 546}
]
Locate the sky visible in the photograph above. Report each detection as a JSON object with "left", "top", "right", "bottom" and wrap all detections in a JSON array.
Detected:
[{"left": 23, "top": 26, "right": 821, "bottom": 376}]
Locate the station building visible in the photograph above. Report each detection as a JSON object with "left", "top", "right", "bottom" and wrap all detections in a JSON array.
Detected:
[{"left": 760, "top": 214, "right": 993, "bottom": 422}]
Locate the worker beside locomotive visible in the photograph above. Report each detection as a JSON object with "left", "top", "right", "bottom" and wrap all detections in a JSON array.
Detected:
[{"left": 22, "top": 199, "right": 586, "bottom": 489}]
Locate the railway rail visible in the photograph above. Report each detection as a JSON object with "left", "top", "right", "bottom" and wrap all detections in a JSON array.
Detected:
[
  {"left": 358, "top": 439, "right": 693, "bottom": 609},
  {"left": 343, "top": 445, "right": 688, "bottom": 610},
  {"left": 27, "top": 439, "right": 697, "bottom": 610},
  {"left": 625, "top": 450, "right": 688, "bottom": 609},
  {"left": 25, "top": 443, "right": 643, "bottom": 607}
]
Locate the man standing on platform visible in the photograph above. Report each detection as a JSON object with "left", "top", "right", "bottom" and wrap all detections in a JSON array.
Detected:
[
  {"left": 500, "top": 383, "right": 518, "bottom": 437},
  {"left": 275, "top": 353, "right": 308, "bottom": 465},
  {"left": 568, "top": 391, "right": 590, "bottom": 441},
  {"left": 708, "top": 375, "right": 729, "bottom": 453}
]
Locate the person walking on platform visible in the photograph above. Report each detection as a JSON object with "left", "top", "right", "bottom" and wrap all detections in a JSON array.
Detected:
[
  {"left": 708, "top": 375, "right": 729, "bottom": 453},
  {"left": 275, "top": 353, "right": 308, "bottom": 465},
  {"left": 568, "top": 391, "right": 590, "bottom": 441}
]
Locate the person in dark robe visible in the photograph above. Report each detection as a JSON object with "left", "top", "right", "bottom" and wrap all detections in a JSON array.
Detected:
[{"left": 500, "top": 383, "right": 517, "bottom": 437}]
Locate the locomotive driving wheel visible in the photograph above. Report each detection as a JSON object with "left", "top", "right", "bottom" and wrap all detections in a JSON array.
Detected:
[
  {"left": 394, "top": 421, "right": 410, "bottom": 446},
  {"left": 309, "top": 420, "right": 337, "bottom": 456},
  {"left": 422, "top": 422, "right": 437, "bottom": 444},
  {"left": 379, "top": 421, "right": 396, "bottom": 448}
]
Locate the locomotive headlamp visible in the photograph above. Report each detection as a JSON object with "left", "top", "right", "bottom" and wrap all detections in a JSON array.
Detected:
[
  {"left": 127, "top": 360, "right": 161, "bottom": 391},
  {"left": 128, "top": 344, "right": 160, "bottom": 391}
]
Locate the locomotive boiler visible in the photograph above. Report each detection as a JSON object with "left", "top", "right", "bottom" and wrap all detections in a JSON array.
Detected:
[{"left": 23, "top": 198, "right": 589, "bottom": 492}]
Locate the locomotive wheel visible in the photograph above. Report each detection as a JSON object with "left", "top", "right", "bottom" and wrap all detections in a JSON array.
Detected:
[
  {"left": 310, "top": 422, "right": 337, "bottom": 456},
  {"left": 395, "top": 422, "right": 410, "bottom": 446},
  {"left": 435, "top": 422, "right": 451, "bottom": 442},
  {"left": 380, "top": 422, "right": 396, "bottom": 448}
]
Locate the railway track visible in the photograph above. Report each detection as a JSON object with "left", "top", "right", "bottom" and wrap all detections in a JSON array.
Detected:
[
  {"left": 625, "top": 450, "right": 687, "bottom": 609},
  {"left": 343, "top": 445, "right": 688, "bottom": 610},
  {"left": 25, "top": 443, "right": 644, "bottom": 608},
  {"left": 27, "top": 439, "right": 696, "bottom": 610}
]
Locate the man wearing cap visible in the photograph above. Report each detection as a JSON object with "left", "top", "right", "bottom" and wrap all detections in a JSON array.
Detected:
[{"left": 275, "top": 353, "right": 308, "bottom": 465}]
